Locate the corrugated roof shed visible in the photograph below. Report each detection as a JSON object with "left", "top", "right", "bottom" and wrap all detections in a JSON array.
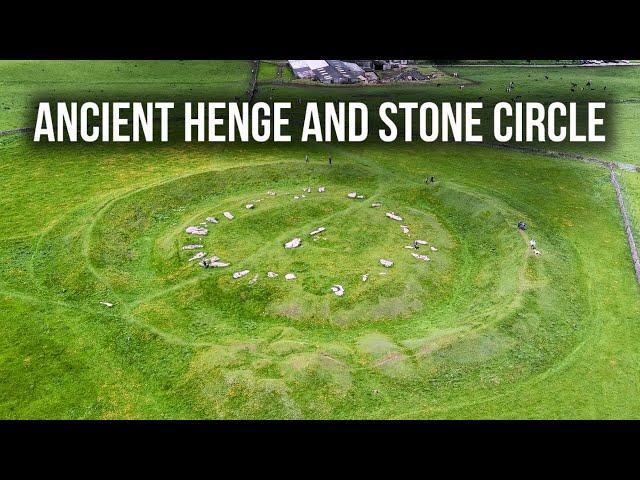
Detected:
[{"left": 288, "top": 60, "right": 363, "bottom": 83}]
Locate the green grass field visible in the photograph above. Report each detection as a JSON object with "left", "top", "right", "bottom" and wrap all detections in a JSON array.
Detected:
[
  {"left": 1, "top": 61, "right": 639, "bottom": 419},
  {"left": 0, "top": 60, "right": 252, "bottom": 130}
]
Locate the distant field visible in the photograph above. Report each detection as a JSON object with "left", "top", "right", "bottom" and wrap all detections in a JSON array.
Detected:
[
  {"left": 257, "top": 61, "right": 294, "bottom": 83},
  {"left": 1, "top": 61, "right": 639, "bottom": 419},
  {"left": 437, "top": 60, "right": 640, "bottom": 66},
  {"left": 0, "top": 60, "right": 251, "bottom": 130},
  {"left": 441, "top": 60, "right": 584, "bottom": 65},
  {"left": 258, "top": 61, "right": 278, "bottom": 81}
]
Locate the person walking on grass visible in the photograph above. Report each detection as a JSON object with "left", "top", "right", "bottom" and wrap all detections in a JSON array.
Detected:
[
  {"left": 328, "top": 154, "right": 333, "bottom": 166},
  {"left": 305, "top": 154, "right": 309, "bottom": 163}
]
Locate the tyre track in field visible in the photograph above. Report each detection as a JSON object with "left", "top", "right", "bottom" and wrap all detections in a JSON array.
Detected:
[
  {"left": 328, "top": 146, "right": 551, "bottom": 368},
  {"left": 124, "top": 174, "right": 388, "bottom": 314},
  {"left": 78, "top": 160, "right": 301, "bottom": 298},
  {"left": 4, "top": 158, "right": 319, "bottom": 352},
  {"left": 25, "top": 160, "right": 298, "bottom": 301},
  {"left": 0, "top": 286, "right": 213, "bottom": 348},
  {"left": 334, "top": 146, "right": 597, "bottom": 419},
  {"left": 345, "top": 143, "right": 620, "bottom": 420},
  {"left": 474, "top": 142, "right": 640, "bottom": 289}
]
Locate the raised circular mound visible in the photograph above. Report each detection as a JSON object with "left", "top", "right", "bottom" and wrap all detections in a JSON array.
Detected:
[{"left": 30, "top": 156, "right": 584, "bottom": 418}]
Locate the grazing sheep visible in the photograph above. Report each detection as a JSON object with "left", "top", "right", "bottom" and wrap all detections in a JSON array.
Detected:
[
  {"left": 223, "top": 211, "right": 234, "bottom": 220},
  {"left": 379, "top": 259, "right": 394, "bottom": 268},
  {"left": 285, "top": 273, "right": 296, "bottom": 280}
]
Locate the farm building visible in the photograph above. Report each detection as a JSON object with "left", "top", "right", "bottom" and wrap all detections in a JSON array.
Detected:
[
  {"left": 379, "top": 60, "right": 411, "bottom": 70},
  {"left": 288, "top": 60, "right": 366, "bottom": 84},
  {"left": 349, "top": 60, "right": 412, "bottom": 71}
]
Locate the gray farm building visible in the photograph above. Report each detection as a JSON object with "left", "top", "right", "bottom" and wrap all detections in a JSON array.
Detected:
[
  {"left": 288, "top": 60, "right": 412, "bottom": 84},
  {"left": 288, "top": 60, "right": 366, "bottom": 84}
]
